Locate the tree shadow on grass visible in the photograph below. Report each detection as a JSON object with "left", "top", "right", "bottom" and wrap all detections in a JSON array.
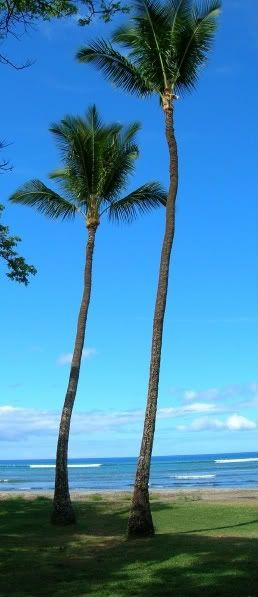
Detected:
[
  {"left": 76, "top": 532, "right": 257, "bottom": 597},
  {"left": 0, "top": 495, "right": 129, "bottom": 538},
  {"left": 0, "top": 497, "right": 257, "bottom": 597}
]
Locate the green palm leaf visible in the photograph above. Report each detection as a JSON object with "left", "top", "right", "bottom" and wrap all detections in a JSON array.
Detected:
[
  {"left": 100, "top": 142, "right": 139, "bottom": 202},
  {"left": 118, "top": 121, "right": 141, "bottom": 146},
  {"left": 100, "top": 123, "right": 140, "bottom": 201},
  {"left": 134, "top": 0, "right": 170, "bottom": 87},
  {"left": 76, "top": 39, "right": 152, "bottom": 96},
  {"left": 173, "top": 0, "right": 221, "bottom": 92},
  {"left": 107, "top": 182, "right": 167, "bottom": 223},
  {"left": 49, "top": 108, "right": 121, "bottom": 200},
  {"left": 10, "top": 180, "right": 78, "bottom": 220}
]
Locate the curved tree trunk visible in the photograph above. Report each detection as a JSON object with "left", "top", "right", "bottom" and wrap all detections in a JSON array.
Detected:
[
  {"left": 128, "top": 99, "right": 178, "bottom": 537},
  {"left": 51, "top": 224, "right": 97, "bottom": 525}
]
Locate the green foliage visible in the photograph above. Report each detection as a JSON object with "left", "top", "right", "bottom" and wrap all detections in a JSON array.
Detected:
[
  {"left": 0, "top": 0, "right": 129, "bottom": 26},
  {"left": 0, "top": 0, "right": 129, "bottom": 27},
  {"left": 77, "top": 1, "right": 129, "bottom": 25},
  {"left": 77, "top": 0, "right": 221, "bottom": 99},
  {"left": 0, "top": 0, "right": 75, "bottom": 67},
  {"left": 10, "top": 105, "right": 166, "bottom": 225},
  {"left": 0, "top": 204, "right": 36, "bottom": 284},
  {"left": 0, "top": 1, "right": 129, "bottom": 68},
  {"left": 0, "top": 495, "right": 257, "bottom": 597},
  {"left": 0, "top": 0, "right": 76, "bottom": 23}
]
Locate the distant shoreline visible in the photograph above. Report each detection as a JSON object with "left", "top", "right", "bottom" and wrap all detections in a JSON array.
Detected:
[{"left": 0, "top": 488, "right": 257, "bottom": 503}]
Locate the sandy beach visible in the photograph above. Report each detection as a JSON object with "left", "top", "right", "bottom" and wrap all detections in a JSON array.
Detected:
[{"left": 0, "top": 488, "right": 257, "bottom": 503}]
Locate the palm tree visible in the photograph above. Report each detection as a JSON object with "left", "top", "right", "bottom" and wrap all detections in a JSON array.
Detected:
[
  {"left": 76, "top": 0, "right": 221, "bottom": 536},
  {"left": 9, "top": 105, "right": 166, "bottom": 525}
]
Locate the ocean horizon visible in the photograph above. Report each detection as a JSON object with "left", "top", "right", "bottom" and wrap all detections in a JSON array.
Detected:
[{"left": 0, "top": 451, "right": 257, "bottom": 492}]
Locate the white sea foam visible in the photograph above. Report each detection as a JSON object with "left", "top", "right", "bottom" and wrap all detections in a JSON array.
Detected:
[
  {"left": 0, "top": 479, "right": 9, "bottom": 482},
  {"left": 29, "top": 464, "right": 102, "bottom": 468},
  {"left": 215, "top": 458, "right": 258, "bottom": 464},
  {"left": 174, "top": 474, "right": 216, "bottom": 479}
]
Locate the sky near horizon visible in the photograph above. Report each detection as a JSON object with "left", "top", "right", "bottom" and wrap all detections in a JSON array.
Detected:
[{"left": 0, "top": 0, "right": 257, "bottom": 459}]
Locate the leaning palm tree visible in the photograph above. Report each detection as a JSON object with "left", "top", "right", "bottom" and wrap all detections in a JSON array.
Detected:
[
  {"left": 77, "top": 0, "right": 221, "bottom": 536},
  {"left": 9, "top": 105, "right": 166, "bottom": 525}
]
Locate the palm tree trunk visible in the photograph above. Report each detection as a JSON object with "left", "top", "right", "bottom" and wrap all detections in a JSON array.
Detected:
[
  {"left": 127, "top": 100, "right": 178, "bottom": 537},
  {"left": 51, "top": 224, "right": 97, "bottom": 525}
]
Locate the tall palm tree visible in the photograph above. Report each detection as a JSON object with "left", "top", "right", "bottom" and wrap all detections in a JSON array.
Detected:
[
  {"left": 9, "top": 105, "right": 166, "bottom": 525},
  {"left": 76, "top": 0, "right": 221, "bottom": 536}
]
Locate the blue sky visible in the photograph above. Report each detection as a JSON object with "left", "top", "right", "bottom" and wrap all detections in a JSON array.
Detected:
[{"left": 0, "top": 0, "right": 257, "bottom": 459}]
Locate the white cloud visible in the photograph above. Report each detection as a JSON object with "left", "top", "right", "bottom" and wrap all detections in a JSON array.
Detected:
[
  {"left": 177, "top": 414, "right": 256, "bottom": 433},
  {"left": 189, "top": 418, "right": 225, "bottom": 431},
  {"left": 0, "top": 403, "right": 256, "bottom": 443},
  {"left": 155, "top": 402, "right": 218, "bottom": 419},
  {"left": 57, "top": 347, "right": 96, "bottom": 365},
  {"left": 227, "top": 414, "right": 256, "bottom": 431},
  {"left": 0, "top": 403, "right": 217, "bottom": 441},
  {"left": 0, "top": 406, "right": 58, "bottom": 440},
  {"left": 183, "top": 402, "right": 218, "bottom": 414},
  {"left": 182, "top": 383, "right": 257, "bottom": 404},
  {"left": 0, "top": 405, "right": 17, "bottom": 413},
  {"left": 0, "top": 405, "right": 142, "bottom": 441}
]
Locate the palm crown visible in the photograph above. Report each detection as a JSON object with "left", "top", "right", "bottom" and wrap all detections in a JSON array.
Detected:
[
  {"left": 10, "top": 105, "right": 166, "bottom": 226},
  {"left": 77, "top": 0, "right": 221, "bottom": 101}
]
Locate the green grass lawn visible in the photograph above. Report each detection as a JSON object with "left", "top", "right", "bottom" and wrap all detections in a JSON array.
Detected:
[{"left": 0, "top": 494, "right": 257, "bottom": 597}]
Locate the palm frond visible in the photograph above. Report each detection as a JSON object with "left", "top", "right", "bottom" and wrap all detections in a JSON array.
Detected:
[
  {"left": 100, "top": 141, "right": 139, "bottom": 203},
  {"left": 119, "top": 121, "right": 141, "bottom": 146},
  {"left": 49, "top": 117, "right": 78, "bottom": 161},
  {"left": 85, "top": 104, "right": 103, "bottom": 132},
  {"left": 195, "top": 0, "right": 221, "bottom": 21},
  {"left": 166, "top": 0, "right": 193, "bottom": 51},
  {"left": 112, "top": 23, "right": 142, "bottom": 49},
  {"left": 112, "top": 1, "right": 170, "bottom": 92},
  {"left": 107, "top": 182, "right": 167, "bottom": 223},
  {"left": 48, "top": 167, "right": 88, "bottom": 209},
  {"left": 83, "top": 105, "right": 122, "bottom": 143},
  {"left": 76, "top": 39, "right": 152, "bottom": 96},
  {"left": 166, "top": 0, "right": 192, "bottom": 26},
  {"left": 50, "top": 110, "right": 109, "bottom": 198},
  {"left": 51, "top": 120, "right": 91, "bottom": 198},
  {"left": 9, "top": 180, "right": 78, "bottom": 220},
  {"left": 49, "top": 168, "right": 68, "bottom": 180},
  {"left": 134, "top": 0, "right": 170, "bottom": 87},
  {"left": 173, "top": 0, "right": 221, "bottom": 92}
]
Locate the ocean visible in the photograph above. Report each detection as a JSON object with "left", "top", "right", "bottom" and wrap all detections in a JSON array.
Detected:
[{"left": 0, "top": 452, "right": 257, "bottom": 492}]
